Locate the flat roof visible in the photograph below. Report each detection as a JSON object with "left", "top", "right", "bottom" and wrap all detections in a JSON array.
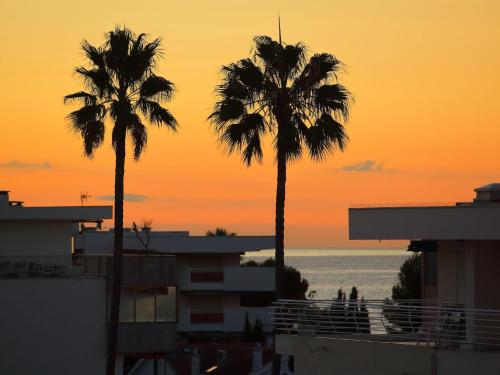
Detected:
[
  {"left": 76, "top": 231, "right": 274, "bottom": 254},
  {"left": 0, "top": 205, "right": 113, "bottom": 221},
  {"left": 349, "top": 204, "right": 500, "bottom": 240}
]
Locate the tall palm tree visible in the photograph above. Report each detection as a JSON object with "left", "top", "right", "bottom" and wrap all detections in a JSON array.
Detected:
[
  {"left": 64, "top": 27, "right": 177, "bottom": 375},
  {"left": 209, "top": 35, "right": 352, "bottom": 301}
]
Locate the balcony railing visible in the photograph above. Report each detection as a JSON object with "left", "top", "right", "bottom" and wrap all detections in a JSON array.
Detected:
[
  {"left": 0, "top": 255, "right": 73, "bottom": 277},
  {"left": 0, "top": 254, "right": 176, "bottom": 283},
  {"left": 271, "top": 299, "right": 500, "bottom": 349}
]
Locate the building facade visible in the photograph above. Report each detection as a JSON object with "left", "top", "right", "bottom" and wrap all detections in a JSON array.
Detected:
[{"left": 0, "top": 191, "right": 275, "bottom": 375}]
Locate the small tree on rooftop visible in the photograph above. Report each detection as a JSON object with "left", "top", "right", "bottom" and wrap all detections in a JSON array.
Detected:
[{"left": 206, "top": 227, "right": 237, "bottom": 236}]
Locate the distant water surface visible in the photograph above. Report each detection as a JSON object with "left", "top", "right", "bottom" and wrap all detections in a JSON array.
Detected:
[{"left": 244, "top": 248, "right": 409, "bottom": 300}]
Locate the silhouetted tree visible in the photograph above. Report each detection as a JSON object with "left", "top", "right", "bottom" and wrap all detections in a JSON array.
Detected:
[
  {"left": 65, "top": 27, "right": 177, "bottom": 375},
  {"left": 206, "top": 227, "right": 237, "bottom": 236},
  {"left": 253, "top": 318, "right": 265, "bottom": 342},
  {"left": 243, "top": 313, "right": 253, "bottom": 341},
  {"left": 384, "top": 253, "right": 423, "bottom": 333},
  {"left": 392, "top": 253, "right": 422, "bottom": 300},
  {"left": 209, "top": 36, "right": 352, "bottom": 306}
]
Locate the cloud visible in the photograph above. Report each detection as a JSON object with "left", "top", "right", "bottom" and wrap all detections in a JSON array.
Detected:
[
  {"left": 0, "top": 160, "right": 52, "bottom": 169},
  {"left": 96, "top": 194, "right": 147, "bottom": 202},
  {"left": 341, "top": 160, "right": 385, "bottom": 172}
]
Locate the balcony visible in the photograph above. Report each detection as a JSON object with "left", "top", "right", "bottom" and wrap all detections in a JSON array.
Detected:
[
  {"left": 178, "top": 307, "right": 272, "bottom": 333},
  {"left": 273, "top": 299, "right": 500, "bottom": 375},
  {"left": 0, "top": 254, "right": 176, "bottom": 286},
  {"left": 178, "top": 267, "right": 275, "bottom": 292},
  {"left": 272, "top": 299, "right": 500, "bottom": 348}
]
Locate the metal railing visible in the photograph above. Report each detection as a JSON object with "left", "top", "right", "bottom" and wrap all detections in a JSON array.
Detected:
[
  {"left": 0, "top": 255, "right": 73, "bottom": 277},
  {"left": 270, "top": 299, "right": 500, "bottom": 349},
  {"left": 0, "top": 254, "right": 110, "bottom": 278}
]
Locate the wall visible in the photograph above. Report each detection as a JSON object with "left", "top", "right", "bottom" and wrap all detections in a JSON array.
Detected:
[
  {"left": 0, "top": 278, "right": 106, "bottom": 375},
  {"left": 277, "top": 335, "right": 500, "bottom": 375},
  {"left": 0, "top": 220, "right": 74, "bottom": 255},
  {"left": 473, "top": 241, "right": 500, "bottom": 310}
]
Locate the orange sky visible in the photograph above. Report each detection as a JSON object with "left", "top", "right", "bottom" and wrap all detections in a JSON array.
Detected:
[{"left": 1, "top": 0, "right": 499, "bottom": 247}]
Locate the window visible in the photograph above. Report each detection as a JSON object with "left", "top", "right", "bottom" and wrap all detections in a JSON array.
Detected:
[{"left": 119, "top": 287, "right": 176, "bottom": 323}]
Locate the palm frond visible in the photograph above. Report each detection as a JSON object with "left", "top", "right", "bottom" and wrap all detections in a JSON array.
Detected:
[
  {"left": 140, "top": 75, "right": 174, "bottom": 101},
  {"left": 139, "top": 99, "right": 177, "bottom": 130},
  {"left": 64, "top": 91, "right": 97, "bottom": 106},
  {"left": 209, "top": 98, "right": 246, "bottom": 128},
  {"left": 292, "top": 53, "right": 342, "bottom": 93},
  {"left": 219, "top": 113, "right": 266, "bottom": 153},
  {"left": 305, "top": 113, "right": 348, "bottom": 161},
  {"left": 81, "top": 120, "right": 105, "bottom": 158},
  {"left": 81, "top": 40, "right": 105, "bottom": 68},
  {"left": 105, "top": 27, "right": 133, "bottom": 72},
  {"left": 222, "top": 59, "right": 265, "bottom": 95},
  {"left": 75, "top": 67, "right": 113, "bottom": 98},
  {"left": 242, "top": 132, "right": 263, "bottom": 166},
  {"left": 279, "top": 43, "right": 307, "bottom": 82},
  {"left": 314, "top": 84, "right": 352, "bottom": 121},
  {"left": 67, "top": 104, "right": 106, "bottom": 133},
  {"left": 127, "top": 37, "right": 162, "bottom": 83},
  {"left": 128, "top": 114, "right": 148, "bottom": 160},
  {"left": 253, "top": 36, "right": 282, "bottom": 73}
]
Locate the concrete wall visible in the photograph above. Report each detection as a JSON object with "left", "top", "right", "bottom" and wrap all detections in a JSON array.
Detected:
[
  {"left": 349, "top": 205, "right": 500, "bottom": 240},
  {"left": 473, "top": 241, "right": 500, "bottom": 310},
  {"left": 277, "top": 335, "right": 500, "bottom": 375},
  {"left": 0, "top": 278, "right": 106, "bottom": 375},
  {"left": 0, "top": 220, "right": 74, "bottom": 255},
  {"left": 117, "top": 322, "right": 176, "bottom": 353}
]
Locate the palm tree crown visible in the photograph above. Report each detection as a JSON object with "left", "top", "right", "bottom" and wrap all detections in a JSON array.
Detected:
[
  {"left": 65, "top": 27, "right": 177, "bottom": 159},
  {"left": 210, "top": 35, "right": 352, "bottom": 165}
]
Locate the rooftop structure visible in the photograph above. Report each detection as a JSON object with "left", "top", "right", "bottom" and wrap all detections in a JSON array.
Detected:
[{"left": 275, "top": 183, "right": 500, "bottom": 375}]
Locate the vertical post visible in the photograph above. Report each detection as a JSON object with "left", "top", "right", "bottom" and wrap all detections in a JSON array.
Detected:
[
  {"left": 114, "top": 355, "right": 124, "bottom": 375},
  {"left": 191, "top": 348, "right": 200, "bottom": 375},
  {"left": 252, "top": 343, "right": 263, "bottom": 372},
  {"left": 463, "top": 245, "right": 475, "bottom": 349}
]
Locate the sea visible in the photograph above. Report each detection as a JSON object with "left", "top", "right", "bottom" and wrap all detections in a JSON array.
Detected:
[{"left": 244, "top": 248, "right": 409, "bottom": 301}]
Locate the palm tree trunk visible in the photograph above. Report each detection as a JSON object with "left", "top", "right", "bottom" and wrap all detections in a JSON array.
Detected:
[
  {"left": 275, "top": 147, "right": 286, "bottom": 300},
  {"left": 107, "top": 126, "right": 126, "bottom": 375},
  {"left": 272, "top": 142, "right": 287, "bottom": 375}
]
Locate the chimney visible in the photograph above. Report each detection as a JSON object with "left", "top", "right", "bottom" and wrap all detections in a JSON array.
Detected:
[
  {"left": 0, "top": 191, "right": 9, "bottom": 207},
  {"left": 474, "top": 183, "right": 500, "bottom": 203}
]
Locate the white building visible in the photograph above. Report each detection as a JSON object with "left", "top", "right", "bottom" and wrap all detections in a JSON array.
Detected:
[
  {"left": 0, "top": 190, "right": 112, "bottom": 375},
  {"left": 75, "top": 228, "right": 276, "bottom": 340},
  {"left": 0, "top": 191, "right": 275, "bottom": 375},
  {"left": 274, "top": 184, "right": 500, "bottom": 375}
]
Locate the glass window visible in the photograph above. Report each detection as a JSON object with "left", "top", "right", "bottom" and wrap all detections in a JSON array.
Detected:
[
  {"left": 120, "top": 289, "right": 135, "bottom": 322},
  {"left": 135, "top": 288, "right": 155, "bottom": 322},
  {"left": 156, "top": 287, "right": 176, "bottom": 322}
]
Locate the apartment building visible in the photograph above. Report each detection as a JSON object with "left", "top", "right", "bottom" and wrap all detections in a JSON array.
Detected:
[
  {"left": 274, "top": 184, "right": 500, "bottom": 375},
  {"left": 0, "top": 191, "right": 275, "bottom": 375}
]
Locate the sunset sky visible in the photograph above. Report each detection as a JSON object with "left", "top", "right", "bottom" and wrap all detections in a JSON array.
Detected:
[{"left": 1, "top": 0, "right": 499, "bottom": 248}]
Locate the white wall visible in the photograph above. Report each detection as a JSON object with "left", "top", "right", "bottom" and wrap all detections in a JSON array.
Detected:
[
  {"left": 0, "top": 220, "right": 74, "bottom": 255},
  {"left": 349, "top": 205, "right": 500, "bottom": 240},
  {"left": 0, "top": 278, "right": 107, "bottom": 375},
  {"left": 277, "top": 335, "right": 500, "bottom": 375}
]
